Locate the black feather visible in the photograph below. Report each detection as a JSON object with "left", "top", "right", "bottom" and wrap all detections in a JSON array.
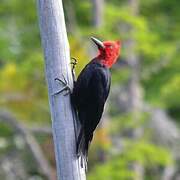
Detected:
[{"left": 71, "top": 59, "right": 111, "bottom": 170}]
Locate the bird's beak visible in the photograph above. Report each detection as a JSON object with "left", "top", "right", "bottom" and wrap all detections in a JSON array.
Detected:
[{"left": 91, "top": 37, "right": 105, "bottom": 50}]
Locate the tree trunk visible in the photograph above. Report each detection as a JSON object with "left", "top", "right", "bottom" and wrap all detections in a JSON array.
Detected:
[
  {"left": 126, "top": 0, "right": 144, "bottom": 179},
  {"left": 63, "top": 0, "right": 78, "bottom": 34},
  {"left": 127, "top": 0, "right": 142, "bottom": 116},
  {"left": 37, "top": 0, "right": 86, "bottom": 179},
  {"left": 91, "top": 0, "right": 110, "bottom": 163},
  {"left": 92, "top": 0, "right": 104, "bottom": 28}
]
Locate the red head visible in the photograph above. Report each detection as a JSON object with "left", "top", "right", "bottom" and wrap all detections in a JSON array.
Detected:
[{"left": 91, "top": 37, "right": 121, "bottom": 68}]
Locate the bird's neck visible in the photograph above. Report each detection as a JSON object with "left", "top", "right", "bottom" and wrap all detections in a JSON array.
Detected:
[{"left": 95, "top": 54, "right": 114, "bottom": 68}]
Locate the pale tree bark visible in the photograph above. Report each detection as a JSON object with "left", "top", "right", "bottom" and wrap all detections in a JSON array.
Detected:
[
  {"left": 37, "top": 0, "right": 86, "bottom": 179},
  {"left": 162, "top": 166, "right": 176, "bottom": 180},
  {"left": 92, "top": 0, "right": 104, "bottom": 28}
]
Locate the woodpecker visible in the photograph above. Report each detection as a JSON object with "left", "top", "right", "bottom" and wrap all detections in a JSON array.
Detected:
[{"left": 71, "top": 37, "right": 121, "bottom": 167}]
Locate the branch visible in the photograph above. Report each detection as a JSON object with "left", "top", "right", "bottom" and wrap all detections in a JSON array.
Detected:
[
  {"left": 0, "top": 110, "right": 55, "bottom": 180},
  {"left": 28, "top": 126, "right": 52, "bottom": 134},
  {"left": 142, "top": 104, "right": 180, "bottom": 146}
]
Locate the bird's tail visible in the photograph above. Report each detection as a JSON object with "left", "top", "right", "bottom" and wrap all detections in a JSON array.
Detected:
[{"left": 77, "top": 128, "right": 89, "bottom": 171}]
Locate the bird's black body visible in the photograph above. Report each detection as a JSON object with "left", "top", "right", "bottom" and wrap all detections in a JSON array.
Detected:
[{"left": 71, "top": 58, "right": 111, "bottom": 161}]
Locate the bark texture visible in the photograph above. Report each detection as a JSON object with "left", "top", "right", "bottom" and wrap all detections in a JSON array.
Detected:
[
  {"left": 37, "top": 0, "right": 86, "bottom": 179},
  {"left": 92, "top": 0, "right": 104, "bottom": 28},
  {"left": 126, "top": 0, "right": 144, "bottom": 179}
]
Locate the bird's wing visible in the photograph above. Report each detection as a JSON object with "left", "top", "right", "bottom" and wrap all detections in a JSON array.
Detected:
[
  {"left": 88, "top": 66, "right": 111, "bottom": 106},
  {"left": 72, "top": 63, "right": 110, "bottom": 110},
  {"left": 71, "top": 64, "right": 93, "bottom": 108},
  {"left": 73, "top": 63, "right": 111, "bottom": 158},
  {"left": 85, "top": 66, "right": 110, "bottom": 130}
]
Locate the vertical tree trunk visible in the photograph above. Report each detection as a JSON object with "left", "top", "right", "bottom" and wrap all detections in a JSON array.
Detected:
[
  {"left": 162, "top": 165, "right": 175, "bottom": 180},
  {"left": 92, "top": 0, "right": 104, "bottom": 28},
  {"left": 127, "top": 0, "right": 142, "bottom": 115},
  {"left": 37, "top": 0, "right": 86, "bottom": 179},
  {"left": 91, "top": 0, "right": 110, "bottom": 163},
  {"left": 63, "top": 0, "right": 78, "bottom": 34},
  {"left": 126, "top": 0, "right": 144, "bottom": 179}
]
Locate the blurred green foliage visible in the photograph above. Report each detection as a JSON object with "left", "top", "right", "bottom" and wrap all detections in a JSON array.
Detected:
[{"left": 88, "top": 141, "right": 171, "bottom": 180}]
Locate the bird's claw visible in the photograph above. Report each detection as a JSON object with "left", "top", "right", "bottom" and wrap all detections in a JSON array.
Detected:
[
  {"left": 55, "top": 75, "right": 68, "bottom": 87},
  {"left": 52, "top": 76, "right": 72, "bottom": 96},
  {"left": 71, "top": 57, "right": 77, "bottom": 69},
  {"left": 71, "top": 57, "right": 78, "bottom": 83}
]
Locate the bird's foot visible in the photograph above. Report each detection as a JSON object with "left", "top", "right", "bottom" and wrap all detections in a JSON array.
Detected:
[
  {"left": 71, "top": 57, "right": 77, "bottom": 71},
  {"left": 71, "top": 57, "right": 77, "bottom": 82},
  {"left": 52, "top": 76, "right": 72, "bottom": 96}
]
